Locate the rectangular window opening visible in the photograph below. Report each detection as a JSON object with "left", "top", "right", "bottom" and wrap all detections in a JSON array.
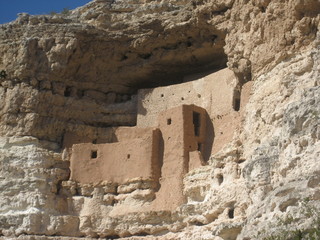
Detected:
[
  {"left": 193, "top": 112, "right": 201, "bottom": 136},
  {"left": 167, "top": 118, "right": 172, "bottom": 125},
  {"left": 197, "top": 143, "right": 202, "bottom": 152},
  {"left": 91, "top": 150, "right": 98, "bottom": 159}
]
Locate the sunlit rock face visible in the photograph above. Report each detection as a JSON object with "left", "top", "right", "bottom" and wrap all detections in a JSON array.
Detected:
[{"left": 0, "top": 0, "right": 319, "bottom": 239}]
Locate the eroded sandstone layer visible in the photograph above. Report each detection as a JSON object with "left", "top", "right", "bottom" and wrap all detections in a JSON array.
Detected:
[{"left": 0, "top": 0, "right": 320, "bottom": 239}]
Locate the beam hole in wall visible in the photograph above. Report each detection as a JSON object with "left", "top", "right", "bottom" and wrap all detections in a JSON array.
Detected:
[
  {"left": 193, "top": 112, "right": 201, "bottom": 136},
  {"left": 127, "top": 154, "right": 131, "bottom": 159},
  {"left": 233, "top": 89, "right": 241, "bottom": 111},
  {"left": 167, "top": 118, "right": 172, "bottom": 125},
  {"left": 228, "top": 208, "right": 235, "bottom": 219},
  {"left": 91, "top": 150, "right": 98, "bottom": 159},
  {"left": 160, "top": 94, "right": 164, "bottom": 97},
  {"left": 64, "top": 86, "right": 72, "bottom": 97}
]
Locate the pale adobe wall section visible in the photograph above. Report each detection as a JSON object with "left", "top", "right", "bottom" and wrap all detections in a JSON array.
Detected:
[
  {"left": 151, "top": 105, "right": 208, "bottom": 210},
  {"left": 70, "top": 127, "right": 161, "bottom": 184},
  {"left": 62, "top": 126, "right": 152, "bottom": 149},
  {"left": 137, "top": 68, "right": 245, "bottom": 154},
  {"left": 137, "top": 68, "right": 237, "bottom": 127},
  {"left": 114, "top": 127, "right": 159, "bottom": 142},
  {"left": 152, "top": 105, "right": 187, "bottom": 210}
]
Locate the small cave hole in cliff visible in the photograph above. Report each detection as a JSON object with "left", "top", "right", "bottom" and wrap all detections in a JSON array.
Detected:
[
  {"left": 228, "top": 208, "right": 235, "bottom": 219},
  {"left": 64, "top": 86, "right": 72, "bottom": 97},
  {"left": 217, "top": 174, "right": 224, "bottom": 185},
  {"left": 233, "top": 89, "right": 241, "bottom": 111},
  {"left": 136, "top": 232, "right": 149, "bottom": 236},
  {"left": 107, "top": 235, "right": 120, "bottom": 239}
]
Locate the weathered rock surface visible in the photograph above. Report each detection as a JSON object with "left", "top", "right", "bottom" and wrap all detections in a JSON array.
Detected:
[{"left": 0, "top": 0, "right": 320, "bottom": 239}]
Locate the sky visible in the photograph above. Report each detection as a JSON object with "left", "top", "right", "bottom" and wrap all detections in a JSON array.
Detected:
[{"left": 0, "top": 0, "right": 92, "bottom": 24}]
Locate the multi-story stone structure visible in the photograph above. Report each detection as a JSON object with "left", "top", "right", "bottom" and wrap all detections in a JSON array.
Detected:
[{"left": 66, "top": 68, "right": 252, "bottom": 211}]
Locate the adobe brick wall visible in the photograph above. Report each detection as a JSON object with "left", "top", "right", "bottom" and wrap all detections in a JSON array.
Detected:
[
  {"left": 69, "top": 127, "right": 161, "bottom": 184},
  {"left": 137, "top": 68, "right": 236, "bottom": 127},
  {"left": 68, "top": 104, "right": 210, "bottom": 211},
  {"left": 151, "top": 105, "right": 208, "bottom": 210},
  {"left": 67, "top": 68, "right": 253, "bottom": 212},
  {"left": 137, "top": 68, "right": 252, "bottom": 155}
]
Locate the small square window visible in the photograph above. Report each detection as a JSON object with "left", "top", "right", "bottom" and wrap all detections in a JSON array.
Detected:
[{"left": 91, "top": 150, "right": 98, "bottom": 159}]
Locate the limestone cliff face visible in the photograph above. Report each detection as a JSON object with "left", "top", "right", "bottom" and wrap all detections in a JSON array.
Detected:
[{"left": 0, "top": 0, "right": 319, "bottom": 239}]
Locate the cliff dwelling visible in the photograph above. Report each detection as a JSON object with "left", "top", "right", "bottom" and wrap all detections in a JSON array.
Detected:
[
  {"left": 2, "top": 0, "right": 320, "bottom": 238},
  {"left": 65, "top": 68, "right": 252, "bottom": 212}
]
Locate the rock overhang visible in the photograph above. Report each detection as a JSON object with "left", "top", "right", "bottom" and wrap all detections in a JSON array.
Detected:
[{"left": 0, "top": 0, "right": 229, "bottom": 95}]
